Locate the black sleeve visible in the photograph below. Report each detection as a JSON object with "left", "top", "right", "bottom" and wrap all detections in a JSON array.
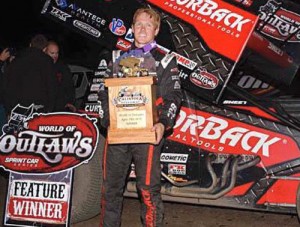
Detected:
[
  {"left": 157, "top": 56, "right": 182, "bottom": 130},
  {"left": 97, "top": 61, "right": 112, "bottom": 128}
]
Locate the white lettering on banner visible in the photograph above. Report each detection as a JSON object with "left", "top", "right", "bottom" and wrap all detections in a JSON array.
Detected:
[
  {"left": 39, "top": 125, "right": 65, "bottom": 132},
  {"left": 12, "top": 199, "right": 62, "bottom": 219},
  {"left": 161, "top": 153, "right": 188, "bottom": 163},
  {"left": 5, "top": 158, "right": 39, "bottom": 164},
  {"left": 175, "top": 0, "right": 251, "bottom": 32},
  {"left": 0, "top": 131, "right": 93, "bottom": 164},
  {"left": 174, "top": 110, "right": 281, "bottom": 157}
]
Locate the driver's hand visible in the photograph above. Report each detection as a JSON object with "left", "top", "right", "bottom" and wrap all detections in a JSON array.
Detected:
[{"left": 151, "top": 123, "right": 165, "bottom": 145}]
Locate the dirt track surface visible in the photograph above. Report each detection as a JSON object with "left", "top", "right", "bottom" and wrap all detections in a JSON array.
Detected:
[
  {"left": 73, "top": 198, "right": 300, "bottom": 227},
  {"left": 1, "top": 173, "right": 298, "bottom": 227}
]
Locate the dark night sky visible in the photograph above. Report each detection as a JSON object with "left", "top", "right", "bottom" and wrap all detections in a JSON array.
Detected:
[
  {"left": 0, "top": 0, "right": 174, "bottom": 67},
  {"left": 0, "top": 0, "right": 97, "bottom": 66},
  {"left": 1, "top": 1, "right": 52, "bottom": 46}
]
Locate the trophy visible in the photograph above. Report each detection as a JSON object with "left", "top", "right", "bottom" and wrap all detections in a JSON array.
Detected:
[{"left": 105, "top": 55, "right": 157, "bottom": 144}]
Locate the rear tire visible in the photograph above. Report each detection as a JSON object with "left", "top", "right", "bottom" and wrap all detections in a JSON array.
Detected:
[
  {"left": 70, "top": 133, "right": 105, "bottom": 224},
  {"left": 3, "top": 125, "right": 12, "bottom": 134}
]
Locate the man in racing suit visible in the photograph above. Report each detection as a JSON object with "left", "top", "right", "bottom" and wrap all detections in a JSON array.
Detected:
[{"left": 99, "top": 8, "right": 182, "bottom": 227}]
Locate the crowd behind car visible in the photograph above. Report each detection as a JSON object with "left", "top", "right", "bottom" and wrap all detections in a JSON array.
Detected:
[{"left": 0, "top": 34, "right": 78, "bottom": 134}]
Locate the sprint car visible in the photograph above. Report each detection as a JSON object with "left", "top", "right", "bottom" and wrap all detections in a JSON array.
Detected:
[{"left": 41, "top": 0, "right": 300, "bottom": 223}]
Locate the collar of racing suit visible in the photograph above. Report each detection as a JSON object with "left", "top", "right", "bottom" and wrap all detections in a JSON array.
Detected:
[{"left": 128, "top": 41, "right": 157, "bottom": 55}]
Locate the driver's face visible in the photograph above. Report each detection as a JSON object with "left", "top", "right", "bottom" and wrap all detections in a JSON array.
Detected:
[{"left": 132, "top": 12, "right": 159, "bottom": 48}]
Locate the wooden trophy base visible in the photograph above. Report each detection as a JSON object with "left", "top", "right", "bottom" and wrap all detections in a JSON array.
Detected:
[
  {"left": 105, "top": 77, "right": 157, "bottom": 144},
  {"left": 108, "top": 128, "right": 156, "bottom": 144}
]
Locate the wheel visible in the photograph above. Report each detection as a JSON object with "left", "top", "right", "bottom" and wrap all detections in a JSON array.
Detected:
[
  {"left": 17, "top": 125, "right": 24, "bottom": 132},
  {"left": 2, "top": 125, "right": 13, "bottom": 134},
  {"left": 70, "top": 133, "right": 105, "bottom": 224}
]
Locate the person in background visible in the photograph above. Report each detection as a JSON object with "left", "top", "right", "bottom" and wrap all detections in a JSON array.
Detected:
[
  {"left": 0, "top": 47, "right": 11, "bottom": 132},
  {"left": 45, "top": 40, "right": 76, "bottom": 112},
  {"left": 0, "top": 48, "right": 11, "bottom": 73},
  {"left": 3, "top": 34, "right": 57, "bottom": 113},
  {"left": 98, "top": 8, "right": 182, "bottom": 227}
]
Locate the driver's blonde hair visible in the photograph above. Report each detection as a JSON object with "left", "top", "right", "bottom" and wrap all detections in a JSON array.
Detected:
[{"left": 132, "top": 8, "right": 161, "bottom": 29}]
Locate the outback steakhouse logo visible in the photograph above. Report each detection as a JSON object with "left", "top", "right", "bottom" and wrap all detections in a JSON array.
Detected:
[
  {"left": 169, "top": 106, "right": 300, "bottom": 166},
  {"left": 0, "top": 112, "right": 99, "bottom": 174},
  {"left": 147, "top": 0, "right": 258, "bottom": 62},
  {"left": 259, "top": 1, "right": 300, "bottom": 42},
  {"left": 190, "top": 68, "right": 219, "bottom": 89}
]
